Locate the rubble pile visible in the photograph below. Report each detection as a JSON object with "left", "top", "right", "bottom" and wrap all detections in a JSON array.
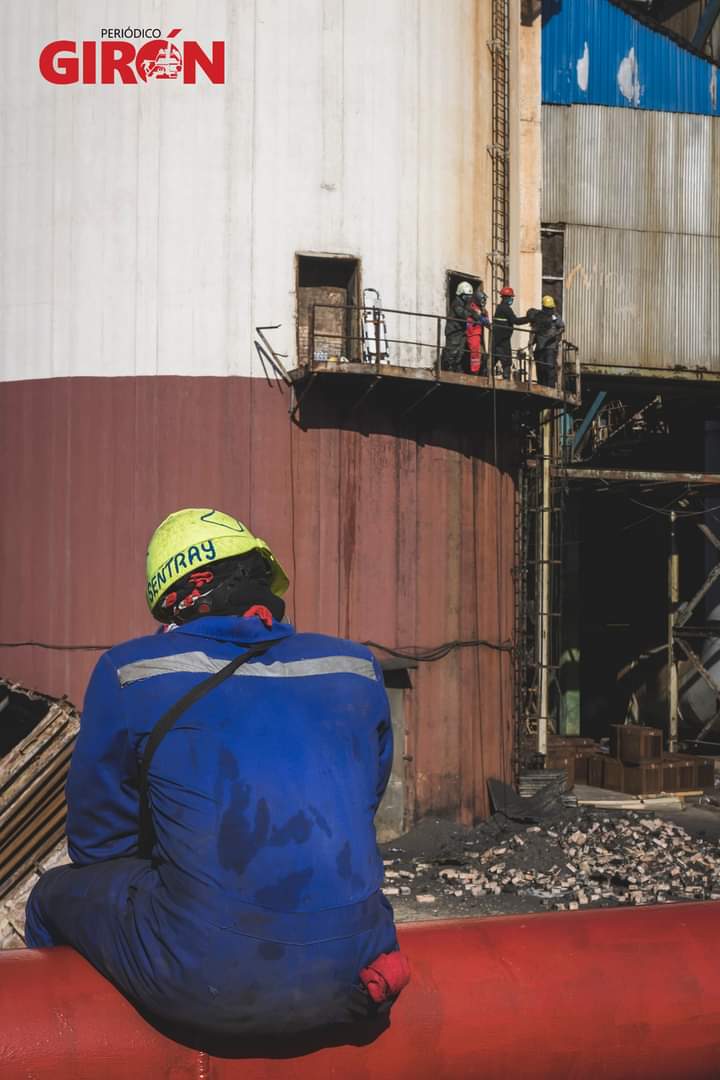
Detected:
[{"left": 381, "top": 811, "right": 720, "bottom": 914}]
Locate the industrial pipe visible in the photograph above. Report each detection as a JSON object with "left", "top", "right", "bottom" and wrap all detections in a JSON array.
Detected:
[{"left": 2, "top": 904, "right": 720, "bottom": 1079}]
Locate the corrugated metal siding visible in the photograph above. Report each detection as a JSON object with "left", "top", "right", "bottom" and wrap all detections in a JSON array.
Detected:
[
  {"left": 542, "top": 0, "right": 719, "bottom": 115},
  {"left": 563, "top": 224, "right": 720, "bottom": 372},
  {"left": 543, "top": 105, "right": 720, "bottom": 237},
  {"left": 0, "top": 376, "right": 515, "bottom": 823}
]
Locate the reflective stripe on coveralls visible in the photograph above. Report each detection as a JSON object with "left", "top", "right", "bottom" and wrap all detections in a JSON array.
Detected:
[{"left": 118, "top": 652, "right": 379, "bottom": 687}]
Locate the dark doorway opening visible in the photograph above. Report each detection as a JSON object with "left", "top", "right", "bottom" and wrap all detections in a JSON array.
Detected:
[
  {"left": 541, "top": 224, "right": 565, "bottom": 314},
  {"left": 296, "top": 254, "right": 360, "bottom": 365},
  {"left": 446, "top": 270, "right": 483, "bottom": 310}
]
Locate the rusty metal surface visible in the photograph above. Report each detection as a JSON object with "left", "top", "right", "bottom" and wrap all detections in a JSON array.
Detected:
[
  {"left": 558, "top": 467, "right": 720, "bottom": 484},
  {"left": 0, "top": 376, "right": 516, "bottom": 823},
  {"left": 291, "top": 359, "right": 579, "bottom": 404}
]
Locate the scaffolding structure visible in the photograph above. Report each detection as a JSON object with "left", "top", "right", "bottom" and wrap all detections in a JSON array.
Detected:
[{"left": 514, "top": 407, "right": 567, "bottom": 765}]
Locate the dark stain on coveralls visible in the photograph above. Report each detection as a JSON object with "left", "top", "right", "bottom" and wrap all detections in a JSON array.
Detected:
[
  {"left": 218, "top": 748, "right": 239, "bottom": 781},
  {"left": 218, "top": 783, "right": 270, "bottom": 874},
  {"left": 258, "top": 941, "right": 286, "bottom": 961},
  {"left": 308, "top": 805, "right": 332, "bottom": 837},
  {"left": 336, "top": 841, "right": 364, "bottom": 892},
  {"left": 269, "top": 810, "right": 312, "bottom": 846},
  {"left": 254, "top": 868, "right": 314, "bottom": 909}
]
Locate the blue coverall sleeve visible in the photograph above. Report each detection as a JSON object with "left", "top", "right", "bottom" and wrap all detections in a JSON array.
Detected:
[
  {"left": 66, "top": 654, "right": 140, "bottom": 865},
  {"left": 373, "top": 659, "right": 394, "bottom": 811}
]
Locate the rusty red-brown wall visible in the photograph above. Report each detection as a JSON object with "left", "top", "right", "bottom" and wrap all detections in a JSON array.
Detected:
[{"left": 0, "top": 376, "right": 515, "bottom": 822}]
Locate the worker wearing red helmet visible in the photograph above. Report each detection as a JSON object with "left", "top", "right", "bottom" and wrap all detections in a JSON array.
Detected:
[{"left": 491, "top": 286, "right": 531, "bottom": 381}]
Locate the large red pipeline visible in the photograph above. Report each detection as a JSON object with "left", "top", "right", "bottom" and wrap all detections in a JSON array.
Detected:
[{"left": 1, "top": 904, "right": 719, "bottom": 1079}]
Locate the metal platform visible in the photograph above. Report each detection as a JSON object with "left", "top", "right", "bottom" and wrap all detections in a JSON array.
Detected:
[{"left": 288, "top": 359, "right": 579, "bottom": 421}]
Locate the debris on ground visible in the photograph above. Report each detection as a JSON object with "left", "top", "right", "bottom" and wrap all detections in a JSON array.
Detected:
[
  {"left": 0, "top": 839, "right": 69, "bottom": 948},
  {"left": 380, "top": 806, "right": 720, "bottom": 921}
]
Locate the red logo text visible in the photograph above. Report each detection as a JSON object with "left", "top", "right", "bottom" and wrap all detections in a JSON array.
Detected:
[{"left": 39, "top": 30, "right": 225, "bottom": 85}]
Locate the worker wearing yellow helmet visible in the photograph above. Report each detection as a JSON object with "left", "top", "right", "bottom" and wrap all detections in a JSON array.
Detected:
[
  {"left": 528, "top": 294, "right": 565, "bottom": 388},
  {"left": 26, "top": 507, "right": 408, "bottom": 1038},
  {"left": 145, "top": 508, "right": 289, "bottom": 623}
]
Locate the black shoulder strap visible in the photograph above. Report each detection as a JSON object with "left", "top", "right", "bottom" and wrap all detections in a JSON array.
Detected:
[{"left": 137, "top": 639, "right": 280, "bottom": 859}]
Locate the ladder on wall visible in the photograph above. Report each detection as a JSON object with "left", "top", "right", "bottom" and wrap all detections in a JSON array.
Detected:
[{"left": 488, "top": 0, "right": 510, "bottom": 302}]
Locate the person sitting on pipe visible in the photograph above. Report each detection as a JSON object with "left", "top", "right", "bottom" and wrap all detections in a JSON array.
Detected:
[{"left": 25, "top": 508, "right": 409, "bottom": 1038}]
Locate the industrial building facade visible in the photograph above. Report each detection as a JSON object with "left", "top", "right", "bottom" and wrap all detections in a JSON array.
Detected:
[
  {"left": 6, "top": 0, "right": 715, "bottom": 833},
  {"left": 541, "top": 0, "right": 720, "bottom": 752},
  {"left": 0, "top": 2, "right": 557, "bottom": 826}
]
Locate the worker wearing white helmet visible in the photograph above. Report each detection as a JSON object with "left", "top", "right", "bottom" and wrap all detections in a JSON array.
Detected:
[{"left": 442, "top": 280, "right": 474, "bottom": 372}]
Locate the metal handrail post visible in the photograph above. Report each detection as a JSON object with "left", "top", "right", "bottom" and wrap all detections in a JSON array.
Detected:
[{"left": 435, "top": 317, "right": 442, "bottom": 378}]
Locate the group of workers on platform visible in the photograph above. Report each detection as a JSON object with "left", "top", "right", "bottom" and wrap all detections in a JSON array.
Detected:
[{"left": 441, "top": 281, "right": 565, "bottom": 388}]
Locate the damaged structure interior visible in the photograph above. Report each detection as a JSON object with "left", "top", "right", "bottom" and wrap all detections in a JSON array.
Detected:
[{"left": 528, "top": 0, "right": 720, "bottom": 795}]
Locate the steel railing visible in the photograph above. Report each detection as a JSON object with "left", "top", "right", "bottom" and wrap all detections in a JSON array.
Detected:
[{"left": 303, "top": 302, "right": 580, "bottom": 399}]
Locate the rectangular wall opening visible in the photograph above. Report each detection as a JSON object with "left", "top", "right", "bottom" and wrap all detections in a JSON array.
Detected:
[
  {"left": 541, "top": 224, "right": 565, "bottom": 314},
  {"left": 446, "top": 270, "right": 483, "bottom": 310},
  {"left": 296, "top": 254, "right": 360, "bottom": 365}
]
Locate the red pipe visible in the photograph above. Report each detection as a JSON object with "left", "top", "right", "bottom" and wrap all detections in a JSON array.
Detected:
[{"left": 2, "top": 905, "right": 720, "bottom": 1079}]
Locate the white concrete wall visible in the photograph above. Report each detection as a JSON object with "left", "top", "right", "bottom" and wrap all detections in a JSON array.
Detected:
[{"left": 1, "top": 0, "right": 505, "bottom": 381}]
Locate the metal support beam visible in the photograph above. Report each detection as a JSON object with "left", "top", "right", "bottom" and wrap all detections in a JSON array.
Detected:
[
  {"left": 557, "top": 467, "right": 720, "bottom": 486},
  {"left": 698, "top": 523, "right": 720, "bottom": 553},
  {"left": 571, "top": 391, "right": 607, "bottom": 456},
  {"left": 254, "top": 325, "right": 292, "bottom": 385},
  {"left": 675, "top": 562, "right": 720, "bottom": 628},
  {"left": 675, "top": 636, "right": 720, "bottom": 701},
  {"left": 692, "top": 0, "right": 720, "bottom": 48},
  {"left": 289, "top": 372, "right": 317, "bottom": 423},
  {"left": 347, "top": 376, "right": 381, "bottom": 417},
  {"left": 399, "top": 382, "right": 441, "bottom": 420}
]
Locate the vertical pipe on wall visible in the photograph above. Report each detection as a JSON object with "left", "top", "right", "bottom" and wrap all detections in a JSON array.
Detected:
[
  {"left": 538, "top": 408, "right": 552, "bottom": 754},
  {"left": 668, "top": 510, "right": 679, "bottom": 753}
]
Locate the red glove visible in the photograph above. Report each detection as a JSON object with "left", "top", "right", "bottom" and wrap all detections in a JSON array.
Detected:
[{"left": 360, "top": 950, "right": 411, "bottom": 1004}]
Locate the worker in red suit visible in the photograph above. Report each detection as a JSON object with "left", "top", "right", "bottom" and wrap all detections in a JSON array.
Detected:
[{"left": 466, "top": 286, "right": 491, "bottom": 375}]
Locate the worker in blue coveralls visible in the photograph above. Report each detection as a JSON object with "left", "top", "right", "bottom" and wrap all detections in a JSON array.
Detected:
[{"left": 25, "top": 508, "right": 409, "bottom": 1038}]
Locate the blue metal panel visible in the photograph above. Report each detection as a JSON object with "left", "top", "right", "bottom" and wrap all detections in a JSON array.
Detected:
[{"left": 542, "top": 0, "right": 719, "bottom": 116}]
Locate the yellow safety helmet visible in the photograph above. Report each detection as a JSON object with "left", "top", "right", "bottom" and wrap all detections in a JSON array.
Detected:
[
  {"left": 542, "top": 295, "right": 556, "bottom": 309},
  {"left": 146, "top": 508, "right": 289, "bottom": 615}
]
